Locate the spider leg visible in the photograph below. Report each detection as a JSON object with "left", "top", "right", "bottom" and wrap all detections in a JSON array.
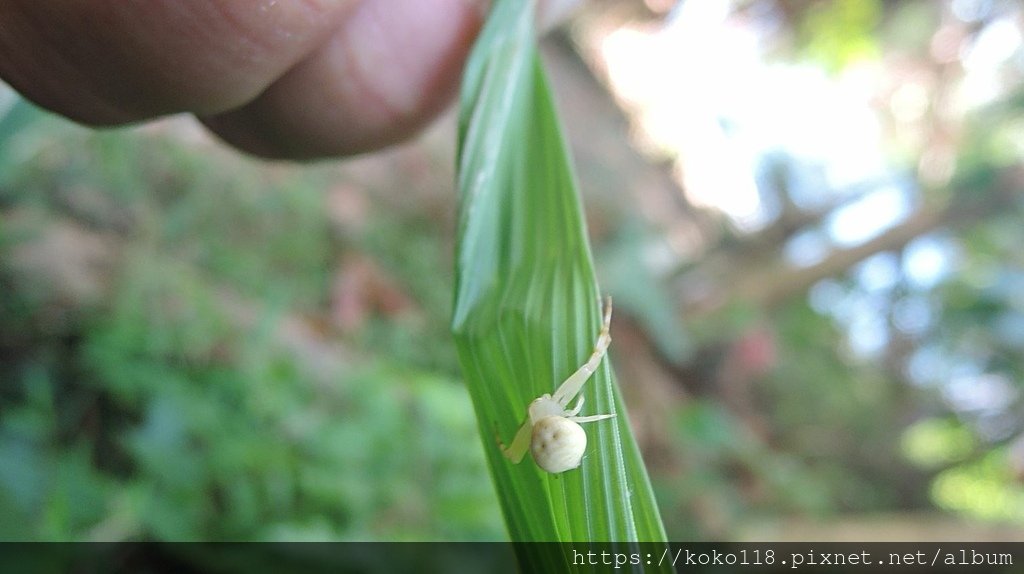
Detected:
[
  {"left": 566, "top": 394, "right": 585, "bottom": 417},
  {"left": 498, "top": 417, "right": 533, "bottom": 464},
  {"left": 570, "top": 413, "right": 616, "bottom": 424},
  {"left": 552, "top": 296, "right": 613, "bottom": 407}
]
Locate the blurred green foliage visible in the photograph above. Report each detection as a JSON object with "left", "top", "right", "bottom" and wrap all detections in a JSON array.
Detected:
[
  {"left": 795, "top": 0, "right": 882, "bottom": 71},
  {"left": 902, "top": 418, "right": 977, "bottom": 468},
  {"left": 932, "top": 449, "right": 1024, "bottom": 523},
  {"left": 0, "top": 106, "right": 500, "bottom": 541}
]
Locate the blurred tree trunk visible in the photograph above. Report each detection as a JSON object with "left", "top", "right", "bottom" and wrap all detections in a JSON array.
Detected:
[{"left": 699, "top": 166, "right": 1023, "bottom": 314}]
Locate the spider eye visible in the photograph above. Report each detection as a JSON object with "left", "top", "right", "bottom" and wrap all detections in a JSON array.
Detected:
[{"left": 530, "top": 416, "right": 587, "bottom": 473}]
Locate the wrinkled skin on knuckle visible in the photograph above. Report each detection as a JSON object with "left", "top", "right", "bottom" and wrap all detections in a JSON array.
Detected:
[
  {"left": 201, "top": 0, "right": 485, "bottom": 158},
  {"left": 0, "top": 0, "right": 355, "bottom": 124}
]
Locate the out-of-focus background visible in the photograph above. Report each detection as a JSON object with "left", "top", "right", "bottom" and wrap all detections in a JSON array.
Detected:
[{"left": 2, "top": 0, "right": 1024, "bottom": 541}]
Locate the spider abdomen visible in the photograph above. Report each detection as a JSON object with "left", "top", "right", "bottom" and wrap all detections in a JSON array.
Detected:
[{"left": 530, "top": 415, "right": 587, "bottom": 473}]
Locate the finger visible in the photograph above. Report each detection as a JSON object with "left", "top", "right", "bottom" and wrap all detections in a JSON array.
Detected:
[
  {"left": 202, "top": 0, "right": 486, "bottom": 159},
  {"left": 0, "top": 0, "right": 356, "bottom": 125}
]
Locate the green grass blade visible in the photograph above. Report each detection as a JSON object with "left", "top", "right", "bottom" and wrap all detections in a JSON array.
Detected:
[{"left": 453, "top": 0, "right": 668, "bottom": 548}]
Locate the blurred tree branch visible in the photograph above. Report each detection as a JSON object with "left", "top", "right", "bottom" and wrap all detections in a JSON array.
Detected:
[{"left": 680, "top": 165, "right": 1024, "bottom": 316}]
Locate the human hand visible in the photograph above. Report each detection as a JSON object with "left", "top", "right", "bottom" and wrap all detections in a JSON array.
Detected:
[{"left": 0, "top": 0, "right": 576, "bottom": 159}]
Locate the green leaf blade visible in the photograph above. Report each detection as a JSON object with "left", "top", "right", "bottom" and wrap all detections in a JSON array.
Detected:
[{"left": 453, "top": 0, "right": 668, "bottom": 552}]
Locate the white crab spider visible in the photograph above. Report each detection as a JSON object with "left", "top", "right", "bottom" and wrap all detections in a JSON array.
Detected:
[{"left": 499, "top": 297, "right": 616, "bottom": 474}]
